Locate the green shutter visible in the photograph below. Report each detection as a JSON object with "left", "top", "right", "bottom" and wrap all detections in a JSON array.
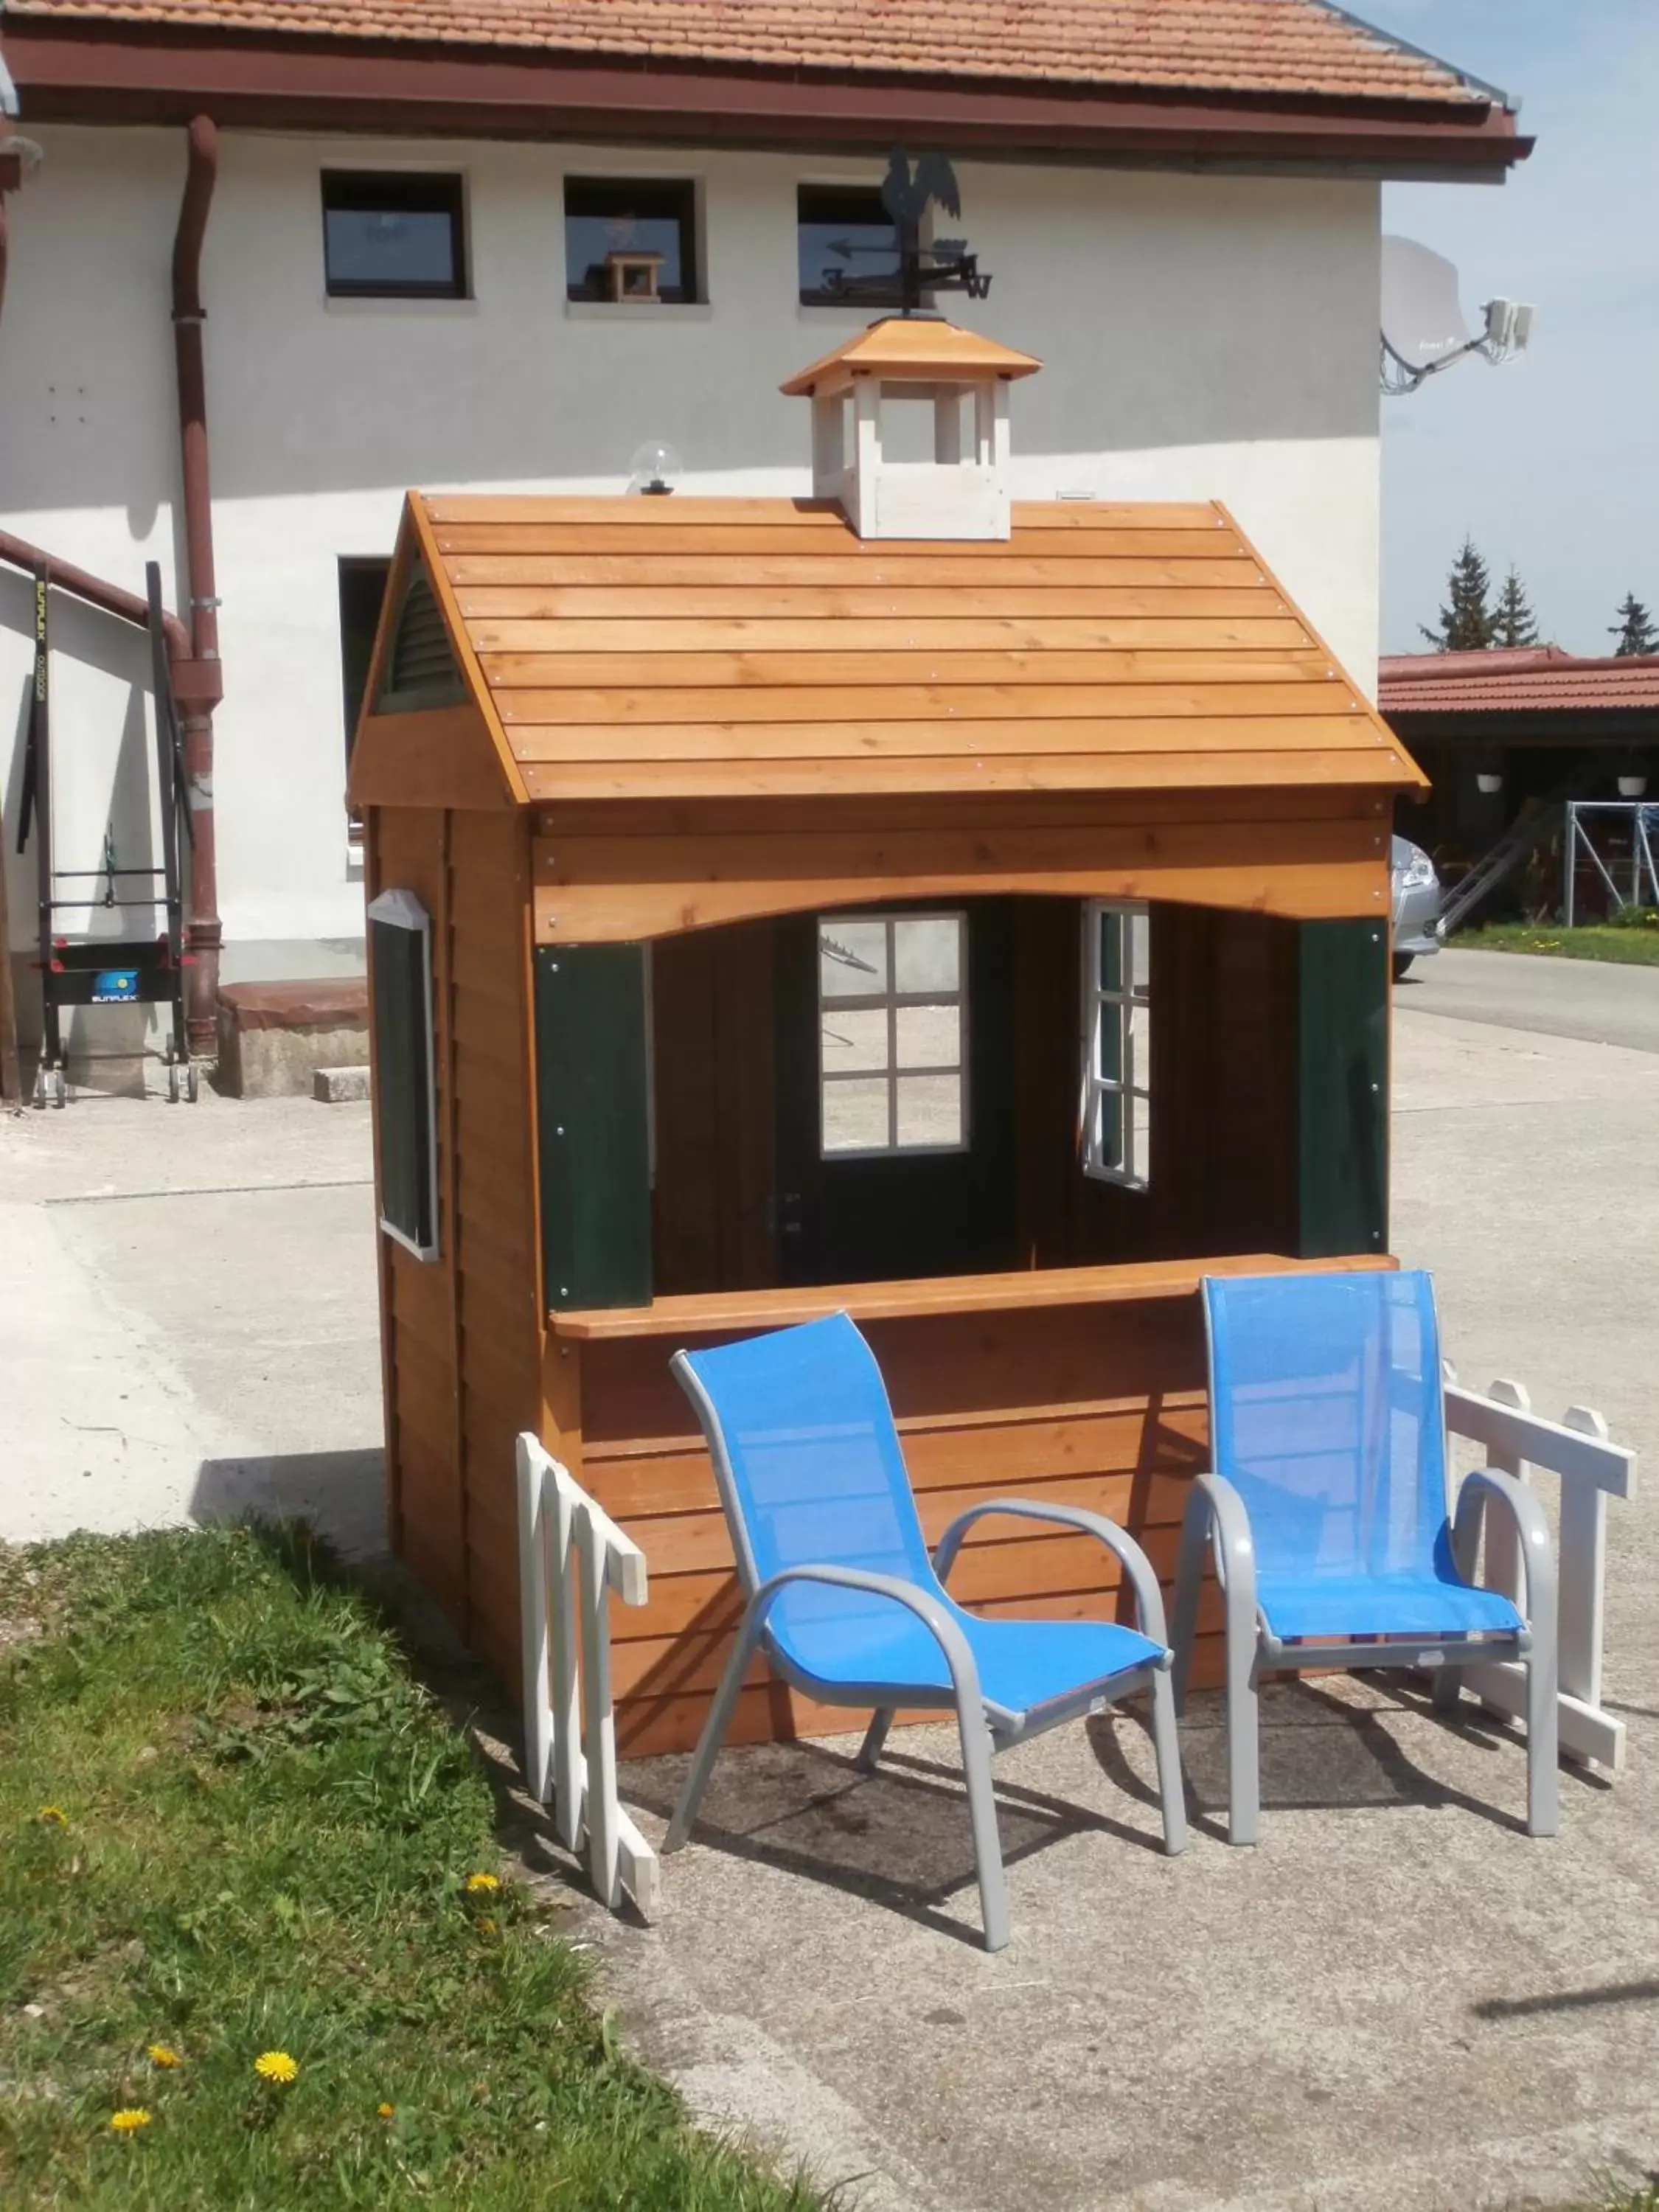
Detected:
[
  {"left": 1296, "top": 918, "right": 1388, "bottom": 1259},
  {"left": 535, "top": 944, "right": 652, "bottom": 1310}
]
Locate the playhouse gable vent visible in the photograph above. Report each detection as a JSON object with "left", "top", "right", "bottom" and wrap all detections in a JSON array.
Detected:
[{"left": 781, "top": 316, "right": 1040, "bottom": 542}]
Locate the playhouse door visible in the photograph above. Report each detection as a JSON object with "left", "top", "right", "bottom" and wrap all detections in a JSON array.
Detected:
[{"left": 773, "top": 900, "right": 1018, "bottom": 1285}]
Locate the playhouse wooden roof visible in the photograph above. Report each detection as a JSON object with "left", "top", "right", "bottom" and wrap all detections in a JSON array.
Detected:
[
  {"left": 370, "top": 492, "right": 1425, "bottom": 806},
  {"left": 780, "top": 322, "right": 1044, "bottom": 397}
]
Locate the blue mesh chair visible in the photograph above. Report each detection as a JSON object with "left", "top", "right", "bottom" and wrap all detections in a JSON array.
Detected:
[
  {"left": 664, "top": 1312, "right": 1186, "bottom": 1950},
  {"left": 1171, "top": 1269, "right": 1558, "bottom": 1845}
]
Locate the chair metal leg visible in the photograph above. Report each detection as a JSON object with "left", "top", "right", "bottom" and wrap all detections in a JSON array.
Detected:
[
  {"left": 664, "top": 1614, "right": 760, "bottom": 1854},
  {"left": 1223, "top": 1604, "right": 1261, "bottom": 1848},
  {"left": 1525, "top": 1635, "right": 1560, "bottom": 1839},
  {"left": 1170, "top": 1494, "right": 1208, "bottom": 1717},
  {"left": 857, "top": 1708, "right": 894, "bottom": 1772},
  {"left": 953, "top": 1694, "right": 1010, "bottom": 1952},
  {"left": 1147, "top": 1665, "right": 1188, "bottom": 1857}
]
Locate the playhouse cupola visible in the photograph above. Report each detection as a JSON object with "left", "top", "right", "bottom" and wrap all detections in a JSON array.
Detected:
[{"left": 781, "top": 316, "right": 1041, "bottom": 542}]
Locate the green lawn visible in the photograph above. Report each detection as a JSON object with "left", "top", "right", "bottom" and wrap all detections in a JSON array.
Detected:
[
  {"left": 1458, "top": 922, "right": 1659, "bottom": 966},
  {"left": 0, "top": 1529, "right": 822, "bottom": 2211}
]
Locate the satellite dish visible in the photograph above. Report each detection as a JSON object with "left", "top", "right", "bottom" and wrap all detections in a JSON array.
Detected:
[
  {"left": 1382, "top": 237, "right": 1472, "bottom": 375},
  {"left": 1380, "top": 234, "right": 1536, "bottom": 397}
]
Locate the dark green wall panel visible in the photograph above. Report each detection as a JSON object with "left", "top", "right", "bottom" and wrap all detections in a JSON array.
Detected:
[
  {"left": 534, "top": 944, "right": 652, "bottom": 1310},
  {"left": 1296, "top": 918, "right": 1388, "bottom": 1259}
]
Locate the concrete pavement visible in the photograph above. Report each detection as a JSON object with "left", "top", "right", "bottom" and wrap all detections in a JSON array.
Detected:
[
  {"left": 2, "top": 956, "right": 1658, "bottom": 2210},
  {"left": 1402, "top": 945, "right": 1659, "bottom": 1055}
]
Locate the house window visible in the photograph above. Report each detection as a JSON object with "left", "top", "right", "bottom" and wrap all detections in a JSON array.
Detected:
[
  {"left": 338, "top": 557, "right": 392, "bottom": 771},
  {"left": 367, "top": 888, "right": 439, "bottom": 1261},
  {"left": 564, "top": 177, "right": 699, "bottom": 303},
  {"left": 1082, "top": 903, "right": 1150, "bottom": 1189},
  {"left": 798, "top": 185, "right": 902, "bottom": 308},
  {"left": 818, "top": 912, "right": 966, "bottom": 1157},
  {"left": 321, "top": 172, "right": 467, "bottom": 299}
]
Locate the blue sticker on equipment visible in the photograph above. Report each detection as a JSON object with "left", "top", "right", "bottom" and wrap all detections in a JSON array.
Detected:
[{"left": 91, "top": 970, "right": 139, "bottom": 1003}]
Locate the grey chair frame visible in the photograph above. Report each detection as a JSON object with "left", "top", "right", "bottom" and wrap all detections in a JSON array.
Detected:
[
  {"left": 1170, "top": 1464, "right": 1559, "bottom": 1846},
  {"left": 664, "top": 1351, "right": 1186, "bottom": 1952}
]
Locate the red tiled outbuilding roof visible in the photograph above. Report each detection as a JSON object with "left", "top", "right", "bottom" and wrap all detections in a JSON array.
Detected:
[
  {"left": 1, "top": 0, "right": 1503, "bottom": 104},
  {"left": 1380, "top": 647, "right": 1659, "bottom": 717}
]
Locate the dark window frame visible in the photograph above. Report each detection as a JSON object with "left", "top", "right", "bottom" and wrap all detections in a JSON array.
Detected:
[
  {"left": 797, "top": 184, "right": 905, "bottom": 310},
  {"left": 367, "top": 888, "right": 439, "bottom": 1262},
  {"left": 563, "top": 175, "right": 700, "bottom": 305},
  {"left": 321, "top": 170, "right": 468, "bottom": 301}
]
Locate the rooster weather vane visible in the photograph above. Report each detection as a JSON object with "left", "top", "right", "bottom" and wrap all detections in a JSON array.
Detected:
[{"left": 816, "top": 149, "right": 991, "bottom": 315}]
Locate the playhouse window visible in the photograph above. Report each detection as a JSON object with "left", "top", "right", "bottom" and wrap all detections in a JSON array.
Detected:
[
  {"left": 818, "top": 912, "right": 967, "bottom": 1157},
  {"left": 1082, "top": 902, "right": 1150, "bottom": 1189},
  {"left": 367, "top": 889, "right": 439, "bottom": 1262},
  {"left": 321, "top": 172, "right": 467, "bottom": 299},
  {"left": 797, "top": 186, "right": 903, "bottom": 308},
  {"left": 564, "top": 178, "right": 700, "bottom": 303}
]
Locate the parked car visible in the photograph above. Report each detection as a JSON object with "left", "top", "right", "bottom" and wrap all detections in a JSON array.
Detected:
[{"left": 1391, "top": 834, "right": 1443, "bottom": 978}]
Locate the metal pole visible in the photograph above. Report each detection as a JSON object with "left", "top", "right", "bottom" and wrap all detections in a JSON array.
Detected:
[{"left": 1565, "top": 802, "right": 1576, "bottom": 929}]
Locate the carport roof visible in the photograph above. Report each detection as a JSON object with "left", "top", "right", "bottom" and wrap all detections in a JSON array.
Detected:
[{"left": 1382, "top": 648, "right": 1659, "bottom": 717}]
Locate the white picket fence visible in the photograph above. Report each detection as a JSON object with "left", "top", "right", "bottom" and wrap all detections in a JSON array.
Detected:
[
  {"left": 1444, "top": 1370, "right": 1638, "bottom": 1772},
  {"left": 516, "top": 1433, "right": 661, "bottom": 1916}
]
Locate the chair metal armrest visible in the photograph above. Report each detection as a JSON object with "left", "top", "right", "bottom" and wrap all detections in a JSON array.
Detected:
[
  {"left": 1185, "top": 1471, "right": 1257, "bottom": 1614},
  {"left": 747, "top": 1562, "right": 986, "bottom": 1705},
  {"left": 1452, "top": 1466, "right": 1558, "bottom": 1636},
  {"left": 933, "top": 1499, "right": 1170, "bottom": 1650}
]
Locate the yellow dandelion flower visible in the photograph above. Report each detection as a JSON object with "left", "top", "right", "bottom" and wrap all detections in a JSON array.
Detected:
[
  {"left": 254, "top": 2050, "right": 299, "bottom": 2085},
  {"left": 377, "top": 2102, "right": 395, "bottom": 2120},
  {"left": 465, "top": 1871, "right": 499, "bottom": 1893},
  {"left": 147, "top": 2044, "right": 181, "bottom": 2069},
  {"left": 110, "top": 2109, "right": 152, "bottom": 2133},
  {"left": 38, "top": 1806, "right": 68, "bottom": 1827}
]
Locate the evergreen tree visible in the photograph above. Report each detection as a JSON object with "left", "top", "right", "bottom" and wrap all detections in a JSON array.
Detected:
[
  {"left": 1491, "top": 566, "right": 1540, "bottom": 648},
  {"left": 1419, "top": 538, "right": 1497, "bottom": 651},
  {"left": 1608, "top": 593, "right": 1659, "bottom": 657}
]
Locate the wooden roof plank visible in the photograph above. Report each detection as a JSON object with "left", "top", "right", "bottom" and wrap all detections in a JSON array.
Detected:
[
  {"left": 425, "top": 495, "right": 1229, "bottom": 531},
  {"left": 467, "top": 618, "right": 1315, "bottom": 655},
  {"left": 519, "top": 751, "right": 1413, "bottom": 799},
  {"left": 434, "top": 524, "right": 1255, "bottom": 560},
  {"left": 506, "top": 712, "right": 1387, "bottom": 762},
  {"left": 495, "top": 680, "right": 1364, "bottom": 726},
  {"left": 442, "top": 554, "right": 1267, "bottom": 588},
  {"left": 453, "top": 587, "right": 1291, "bottom": 621}
]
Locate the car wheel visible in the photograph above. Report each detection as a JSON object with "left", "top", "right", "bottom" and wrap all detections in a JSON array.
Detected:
[{"left": 1392, "top": 955, "right": 1414, "bottom": 981}]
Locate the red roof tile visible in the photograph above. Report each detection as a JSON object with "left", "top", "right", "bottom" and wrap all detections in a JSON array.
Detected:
[
  {"left": 1380, "top": 647, "right": 1659, "bottom": 717},
  {"left": 4, "top": 0, "right": 1499, "bottom": 104}
]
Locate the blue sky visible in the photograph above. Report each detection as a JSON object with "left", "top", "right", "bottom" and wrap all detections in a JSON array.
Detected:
[{"left": 1354, "top": 1, "right": 1659, "bottom": 655}]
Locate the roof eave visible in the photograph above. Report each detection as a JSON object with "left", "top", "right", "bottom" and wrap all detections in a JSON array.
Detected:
[{"left": 0, "top": 20, "right": 1531, "bottom": 178}]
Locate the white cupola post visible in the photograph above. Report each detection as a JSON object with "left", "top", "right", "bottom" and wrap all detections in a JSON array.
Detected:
[{"left": 781, "top": 317, "right": 1041, "bottom": 541}]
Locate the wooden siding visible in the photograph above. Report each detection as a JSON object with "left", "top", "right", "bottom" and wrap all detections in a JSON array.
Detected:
[
  {"left": 411, "top": 493, "right": 1425, "bottom": 804},
  {"left": 532, "top": 793, "right": 1394, "bottom": 942},
  {"left": 448, "top": 809, "right": 544, "bottom": 1683},
  {"left": 571, "top": 1291, "right": 1215, "bottom": 1755}
]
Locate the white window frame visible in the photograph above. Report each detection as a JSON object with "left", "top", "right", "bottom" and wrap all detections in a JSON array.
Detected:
[
  {"left": 367, "top": 887, "right": 439, "bottom": 1262},
  {"left": 818, "top": 910, "right": 968, "bottom": 1159},
  {"left": 1082, "top": 900, "right": 1150, "bottom": 1191}
]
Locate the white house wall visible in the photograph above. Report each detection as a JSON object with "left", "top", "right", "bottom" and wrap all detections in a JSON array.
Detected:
[{"left": 0, "top": 124, "right": 1381, "bottom": 1042}]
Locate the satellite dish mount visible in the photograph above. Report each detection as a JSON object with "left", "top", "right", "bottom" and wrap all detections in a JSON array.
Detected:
[{"left": 1380, "top": 234, "right": 1534, "bottom": 397}]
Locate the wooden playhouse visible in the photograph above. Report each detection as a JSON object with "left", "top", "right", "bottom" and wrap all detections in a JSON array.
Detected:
[{"left": 347, "top": 318, "right": 1423, "bottom": 1755}]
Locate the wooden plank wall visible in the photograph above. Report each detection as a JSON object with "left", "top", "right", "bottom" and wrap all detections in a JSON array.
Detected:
[
  {"left": 570, "top": 1293, "right": 1226, "bottom": 1756},
  {"left": 448, "top": 809, "right": 545, "bottom": 1683},
  {"left": 369, "top": 804, "right": 543, "bottom": 1686},
  {"left": 650, "top": 922, "right": 776, "bottom": 1295},
  {"left": 370, "top": 806, "right": 467, "bottom": 1623}
]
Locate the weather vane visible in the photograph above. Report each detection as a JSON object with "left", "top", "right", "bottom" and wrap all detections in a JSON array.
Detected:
[{"left": 815, "top": 150, "right": 991, "bottom": 315}]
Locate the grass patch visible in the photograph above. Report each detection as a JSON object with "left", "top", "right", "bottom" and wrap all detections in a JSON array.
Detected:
[
  {"left": 1459, "top": 922, "right": 1659, "bottom": 966},
  {"left": 0, "top": 1529, "right": 822, "bottom": 2211}
]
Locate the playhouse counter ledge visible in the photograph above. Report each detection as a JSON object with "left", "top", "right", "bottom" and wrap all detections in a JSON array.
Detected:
[{"left": 548, "top": 1251, "right": 1398, "bottom": 1340}]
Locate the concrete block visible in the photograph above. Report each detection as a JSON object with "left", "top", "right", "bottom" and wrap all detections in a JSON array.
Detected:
[
  {"left": 216, "top": 978, "right": 369, "bottom": 1099},
  {"left": 313, "top": 1065, "right": 372, "bottom": 1105}
]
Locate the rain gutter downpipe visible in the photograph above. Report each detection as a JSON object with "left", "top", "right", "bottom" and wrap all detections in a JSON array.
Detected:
[{"left": 171, "top": 113, "right": 224, "bottom": 1051}]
